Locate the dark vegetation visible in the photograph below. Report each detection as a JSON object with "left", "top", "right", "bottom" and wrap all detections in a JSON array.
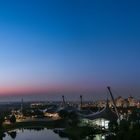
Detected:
[{"left": 106, "top": 109, "right": 140, "bottom": 140}]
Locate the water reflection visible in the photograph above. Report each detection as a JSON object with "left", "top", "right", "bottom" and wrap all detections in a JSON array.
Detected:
[
  {"left": 8, "top": 131, "right": 17, "bottom": 139},
  {"left": 4, "top": 128, "right": 68, "bottom": 140},
  {"left": 4, "top": 127, "right": 113, "bottom": 140},
  {"left": 55, "top": 131, "right": 105, "bottom": 140}
]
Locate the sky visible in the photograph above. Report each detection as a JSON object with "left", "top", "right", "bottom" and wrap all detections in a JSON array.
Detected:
[{"left": 0, "top": 0, "right": 140, "bottom": 101}]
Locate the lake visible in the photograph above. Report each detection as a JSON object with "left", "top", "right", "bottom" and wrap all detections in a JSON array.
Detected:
[
  {"left": 4, "top": 128, "right": 68, "bottom": 140},
  {"left": 3, "top": 127, "right": 104, "bottom": 140}
]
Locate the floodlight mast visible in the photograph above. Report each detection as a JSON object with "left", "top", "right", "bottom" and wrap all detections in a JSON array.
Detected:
[
  {"left": 62, "top": 95, "right": 65, "bottom": 107},
  {"left": 107, "top": 86, "right": 120, "bottom": 121},
  {"left": 80, "top": 95, "right": 83, "bottom": 109}
]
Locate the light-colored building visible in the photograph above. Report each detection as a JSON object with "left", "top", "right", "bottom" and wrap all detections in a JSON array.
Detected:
[{"left": 79, "top": 100, "right": 118, "bottom": 129}]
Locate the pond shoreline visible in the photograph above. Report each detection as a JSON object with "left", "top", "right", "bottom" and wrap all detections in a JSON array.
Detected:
[{"left": 3, "top": 119, "right": 66, "bottom": 131}]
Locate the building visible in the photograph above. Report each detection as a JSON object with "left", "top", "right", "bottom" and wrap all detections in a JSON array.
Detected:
[
  {"left": 127, "top": 96, "right": 138, "bottom": 107},
  {"left": 79, "top": 100, "right": 118, "bottom": 129}
]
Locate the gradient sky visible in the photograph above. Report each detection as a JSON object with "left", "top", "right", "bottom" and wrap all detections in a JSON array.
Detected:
[{"left": 0, "top": 0, "right": 140, "bottom": 101}]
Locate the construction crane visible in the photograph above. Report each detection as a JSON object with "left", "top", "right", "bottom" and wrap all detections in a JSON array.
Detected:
[{"left": 107, "top": 86, "right": 120, "bottom": 121}]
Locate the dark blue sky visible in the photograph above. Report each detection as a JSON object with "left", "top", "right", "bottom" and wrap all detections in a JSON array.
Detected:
[{"left": 0, "top": 0, "right": 140, "bottom": 101}]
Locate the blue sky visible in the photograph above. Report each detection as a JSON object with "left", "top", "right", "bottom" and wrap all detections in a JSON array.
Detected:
[{"left": 0, "top": 0, "right": 140, "bottom": 101}]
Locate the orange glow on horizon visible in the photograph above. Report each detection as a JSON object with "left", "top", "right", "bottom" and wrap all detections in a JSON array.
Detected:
[
  {"left": 0, "top": 84, "right": 62, "bottom": 95},
  {"left": 0, "top": 84, "right": 98, "bottom": 96}
]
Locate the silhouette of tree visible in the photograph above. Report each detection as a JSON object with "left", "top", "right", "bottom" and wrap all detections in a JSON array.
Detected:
[
  {"left": 108, "top": 120, "right": 118, "bottom": 132},
  {"left": 9, "top": 131, "right": 17, "bottom": 139},
  {"left": 0, "top": 117, "right": 4, "bottom": 127},
  {"left": 10, "top": 115, "right": 16, "bottom": 124},
  {"left": 0, "top": 129, "right": 5, "bottom": 140},
  {"left": 58, "top": 110, "right": 69, "bottom": 119},
  {"left": 119, "top": 120, "right": 130, "bottom": 131},
  {"left": 68, "top": 111, "right": 79, "bottom": 127}
]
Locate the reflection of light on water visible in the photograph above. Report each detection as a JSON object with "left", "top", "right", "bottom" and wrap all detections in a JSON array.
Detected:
[
  {"left": 101, "top": 135, "right": 105, "bottom": 139},
  {"left": 94, "top": 134, "right": 105, "bottom": 140},
  {"left": 83, "top": 134, "right": 106, "bottom": 140},
  {"left": 16, "top": 129, "right": 22, "bottom": 133}
]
